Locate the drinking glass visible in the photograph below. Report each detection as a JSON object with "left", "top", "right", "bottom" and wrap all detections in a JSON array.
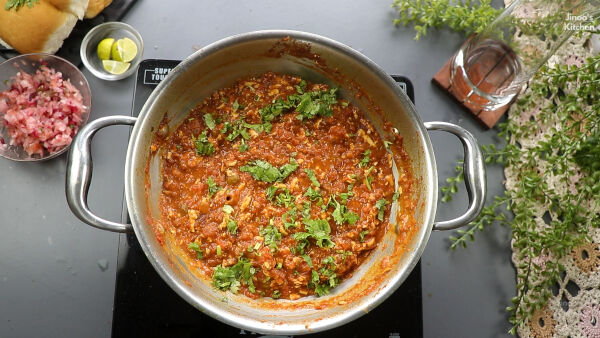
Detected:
[{"left": 450, "top": 0, "right": 600, "bottom": 111}]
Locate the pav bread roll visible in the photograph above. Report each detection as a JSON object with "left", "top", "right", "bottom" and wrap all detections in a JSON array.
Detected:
[
  {"left": 0, "top": 0, "right": 85, "bottom": 53},
  {"left": 0, "top": 0, "right": 111, "bottom": 54},
  {"left": 46, "top": 0, "right": 89, "bottom": 19},
  {"left": 84, "top": 0, "right": 112, "bottom": 18}
]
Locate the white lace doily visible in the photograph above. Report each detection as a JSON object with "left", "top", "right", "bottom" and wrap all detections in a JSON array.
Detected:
[{"left": 503, "top": 1, "right": 600, "bottom": 337}]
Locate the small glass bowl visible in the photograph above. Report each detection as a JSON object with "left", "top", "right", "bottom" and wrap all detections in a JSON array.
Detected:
[
  {"left": 0, "top": 53, "right": 92, "bottom": 162},
  {"left": 80, "top": 22, "right": 144, "bottom": 81}
]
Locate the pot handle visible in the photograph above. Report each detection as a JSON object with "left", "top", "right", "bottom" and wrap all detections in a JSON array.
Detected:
[
  {"left": 424, "top": 121, "right": 486, "bottom": 231},
  {"left": 66, "top": 116, "right": 138, "bottom": 233}
]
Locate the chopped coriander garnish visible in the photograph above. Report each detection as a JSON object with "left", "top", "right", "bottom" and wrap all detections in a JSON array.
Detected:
[
  {"left": 188, "top": 242, "right": 204, "bottom": 259},
  {"left": 330, "top": 196, "right": 359, "bottom": 225},
  {"left": 292, "top": 218, "right": 335, "bottom": 249},
  {"left": 239, "top": 139, "right": 249, "bottom": 152},
  {"left": 304, "top": 187, "right": 322, "bottom": 201},
  {"left": 341, "top": 101, "right": 349, "bottom": 107},
  {"left": 212, "top": 257, "right": 256, "bottom": 293},
  {"left": 216, "top": 245, "right": 222, "bottom": 256},
  {"left": 366, "top": 176, "right": 374, "bottom": 191},
  {"left": 359, "top": 149, "right": 371, "bottom": 168},
  {"left": 232, "top": 100, "right": 240, "bottom": 111},
  {"left": 302, "top": 254, "right": 314, "bottom": 268},
  {"left": 295, "top": 89, "right": 338, "bottom": 121},
  {"left": 375, "top": 199, "right": 388, "bottom": 221},
  {"left": 259, "top": 222, "right": 282, "bottom": 251},
  {"left": 392, "top": 191, "right": 400, "bottom": 202},
  {"left": 240, "top": 158, "right": 298, "bottom": 183},
  {"left": 282, "top": 209, "right": 297, "bottom": 229},
  {"left": 207, "top": 176, "right": 220, "bottom": 197},
  {"left": 295, "top": 80, "right": 307, "bottom": 94},
  {"left": 339, "top": 184, "right": 355, "bottom": 203},
  {"left": 359, "top": 230, "right": 369, "bottom": 242},
  {"left": 227, "top": 219, "right": 238, "bottom": 234},
  {"left": 304, "top": 168, "right": 320, "bottom": 187},
  {"left": 310, "top": 266, "right": 339, "bottom": 297},
  {"left": 203, "top": 113, "right": 216, "bottom": 130},
  {"left": 272, "top": 290, "right": 281, "bottom": 299},
  {"left": 194, "top": 131, "right": 215, "bottom": 156},
  {"left": 276, "top": 262, "right": 283, "bottom": 269},
  {"left": 301, "top": 201, "right": 312, "bottom": 219}
]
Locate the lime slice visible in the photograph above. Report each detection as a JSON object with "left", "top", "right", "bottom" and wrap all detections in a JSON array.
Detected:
[
  {"left": 111, "top": 38, "right": 138, "bottom": 63},
  {"left": 102, "top": 60, "right": 131, "bottom": 75},
  {"left": 96, "top": 38, "right": 114, "bottom": 61}
]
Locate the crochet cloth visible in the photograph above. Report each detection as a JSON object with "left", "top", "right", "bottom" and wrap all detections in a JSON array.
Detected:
[{"left": 503, "top": 1, "right": 600, "bottom": 337}]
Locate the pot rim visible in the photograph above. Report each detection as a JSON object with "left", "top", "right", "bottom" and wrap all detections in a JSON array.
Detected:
[{"left": 124, "top": 29, "right": 438, "bottom": 334}]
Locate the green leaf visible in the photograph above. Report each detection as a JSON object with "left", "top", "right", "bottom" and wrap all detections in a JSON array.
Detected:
[
  {"left": 304, "top": 168, "right": 321, "bottom": 187},
  {"left": 194, "top": 131, "right": 215, "bottom": 156},
  {"left": 375, "top": 198, "right": 388, "bottom": 221},
  {"left": 227, "top": 219, "right": 238, "bottom": 234},
  {"left": 188, "top": 242, "right": 204, "bottom": 259},
  {"left": 207, "top": 176, "right": 220, "bottom": 197},
  {"left": 259, "top": 222, "right": 282, "bottom": 251},
  {"left": 212, "top": 257, "right": 256, "bottom": 293},
  {"left": 240, "top": 158, "right": 298, "bottom": 183},
  {"left": 203, "top": 113, "right": 216, "bottom": 130},
  {"left": 359, "top": 149, "right": 371, "bottom": 168},
  {"left": 292, "top": 218, "right": 335, "bottom": 249},
  {"left": 5, "top": 0, "right": 39, "bottom": 11}
]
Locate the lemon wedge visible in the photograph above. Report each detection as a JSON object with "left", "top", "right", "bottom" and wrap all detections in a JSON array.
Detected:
[
  {"left": 102, "top": 60, "right": 131, "bottom": 75},
  {"left": 111, "top": 38, "right": 138, "bottom": 63},
  {"left": 96, "top": 38, "right": 114, "bottom": 61}
]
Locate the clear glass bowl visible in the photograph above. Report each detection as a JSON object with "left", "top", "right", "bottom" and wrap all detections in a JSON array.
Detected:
[
  {"left": 0, "top": 53, "right": 92, "bottom": 161},
  {"left": 80, "top": 22, "right": 144, "bottom": 81}
]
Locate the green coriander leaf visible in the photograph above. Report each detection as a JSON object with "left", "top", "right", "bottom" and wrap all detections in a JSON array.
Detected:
[
  {"left": 207, "top": 176, "right": 220, "bottom": 197},
  {"left": 292, "top": 218, "right": 335, "bottom": 248},
  {"left": 238, "top": 140, "right": 249, "bottom": 152},
  {"left": 216, "top": 245, "right": 222, "bottom": 256},
  {"left": 194, "top": 131, "right": 215, "bottom": 156},
  {"left": 302, "top": 254, "right": 313, "bottom": 268},
  {"left": 240, "top": 158, "right": 298, "bottom": 183},
  {"left": 359, "top": 149, "right": 371, "bottom": 168},
  {"left": 212, "top": 257, "right": 256, "bottom": 293},
  {"left": 366, "top": 175, "right": 373, "bottom": 191},
  {"left": 259, "top": 222, "right": 282, "bottom": 251},
  {"left": 5, "top": 0, "right": 38, "bottom": 11},
  {"left": 375, "top": 198, "right": 388, "bottom": 221},
  {"left": 304, "top": 187, "right": 322, "bottom": 201},
  {"left": 203, "top": 113, "right": 216, "bottom": 130},
  {"left": 188, "top": 242, "right": 204, "bottom": 259},
  {"left": 227, "top": 219, "right": 238, "bottom": 234},
  {"left": 304, "top": 168, "right": 320, "bottom": 187},
  {"left": 359, "top": 230, "right": 369, "bottom": 242},
  {"left": 223, "top": 205, "right": 234, "bottom": 214}
]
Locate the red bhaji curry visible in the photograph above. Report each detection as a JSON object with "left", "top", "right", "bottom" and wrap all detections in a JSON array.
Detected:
[{"left": 152, "top": 72, "right": 414, "bottom": 300}]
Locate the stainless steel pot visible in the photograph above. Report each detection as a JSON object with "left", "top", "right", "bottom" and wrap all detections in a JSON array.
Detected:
[{"left": 66, "top": 30, "right": 486, "bottom": 335}]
